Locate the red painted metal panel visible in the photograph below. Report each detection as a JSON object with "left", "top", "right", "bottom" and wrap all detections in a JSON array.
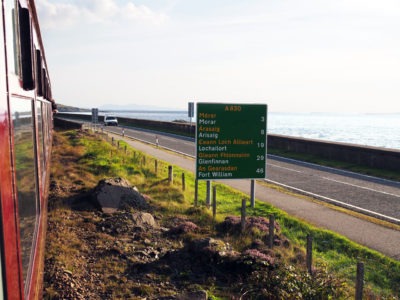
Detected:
[
  {"left": 0, "top": 94, "right": 24, "bottom": 300},
  {"left": 1, "top": 1, "right": 55, "bottom": 298},
  {"left": 1, "top": 1, "right": 26, "bottom": 298}
]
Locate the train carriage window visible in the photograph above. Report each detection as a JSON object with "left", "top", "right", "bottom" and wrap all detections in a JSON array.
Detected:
[
  {"left": 36, "top": 101, "right": 44, "bottom": 182},
  {"left": 36, "top": 50, "right": 43, "bottom": 96},
  {"left": 5, "top": 1, "right": 35, "bottom": 90},
  {"left": 43, "top": 102, "right": 51, "bottom": 159},
  {"left": 18, "top": 5, "right": 34, "bottom": 90},
  {"left": 4, "top": 1, "right": 19, "bottom": 75},
  {"left": 41, "top": 102, "right": 48, "bottom": 165},
  {"left": 10, "top": 98, "right": 39, "bottom": 290},
  {"left": 43, "top": 71, "right": 48, "bottom": 99}
]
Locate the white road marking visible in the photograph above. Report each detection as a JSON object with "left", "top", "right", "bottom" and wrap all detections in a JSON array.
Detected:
[
  {"left": 265, "top": 179, "right": 400, "bottom": 225},
  {"left": 269, "top": 158, "right": 400, "bottom": 198},
  {"left": 269, "top": 163, "right": 303, "bottom": 173},
  {"left": 321, "top": 177, "right": 400, "bottom": 198},
  {"left": 268, "top": 154, "right": 400, "bottom": 186}
]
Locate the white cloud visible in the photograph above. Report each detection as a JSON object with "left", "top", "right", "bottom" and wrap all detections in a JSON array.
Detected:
[
  {"left": 333, "top": 0, "right": 400, "bottom": 16},
  {"left": 123, "top": 3, "right": 168, "bottom": 24},
  {"left": 36, "top": 0, "right": 168, "bottom": 29},
  {"left": 36, "top": 1, "right": 80, "bottom": 29},
  {"left": 81, "top": 0, "right": 120, "bottom": 21}
]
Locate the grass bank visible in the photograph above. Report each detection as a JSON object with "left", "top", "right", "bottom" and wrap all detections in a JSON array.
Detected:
[{"left": 48, "top": 129, "right": 400, "bottom": 298}]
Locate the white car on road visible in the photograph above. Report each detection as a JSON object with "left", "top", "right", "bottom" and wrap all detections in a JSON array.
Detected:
[{"left": 104, "top": 115, "right": 118, "bottom": 126}]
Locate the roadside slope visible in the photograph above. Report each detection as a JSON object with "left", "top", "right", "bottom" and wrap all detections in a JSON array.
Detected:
[{"left": 116, "top": 134, "right": 400, "bottom": 260}]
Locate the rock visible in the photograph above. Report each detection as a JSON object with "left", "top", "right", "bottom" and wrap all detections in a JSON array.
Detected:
[
  {"left": 92, "top": 178, "right": 148, "bottom": 213},
  {"left": 131, "top": 212, "right": 157, "bottom": 228},
  {"left": 176, "top": 290, "right": 208, "bottom": 300},
  {"left": 189, "top": 237, "right": 239, "bottom": 259}
]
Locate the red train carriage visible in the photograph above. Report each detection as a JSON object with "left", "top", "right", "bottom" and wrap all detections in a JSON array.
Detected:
[{"left": 1, "top": 0, "right": 56, "bottom": 299}]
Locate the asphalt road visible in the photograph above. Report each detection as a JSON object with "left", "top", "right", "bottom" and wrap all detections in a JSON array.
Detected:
[
  {"left": 103, "top": 124, "right": 400, "bottom": 224},
  {"left": 97, "top": 125, "right": 400, "bottom": 260}
]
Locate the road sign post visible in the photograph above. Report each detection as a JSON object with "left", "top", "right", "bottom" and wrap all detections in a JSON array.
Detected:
[
  {"left": 196, "top": 103, "right": 267, "bottom": 180},
  {"left": 91, "top": 108, "right": 98, "bottom": 124},
  {"left": 188, "top": 102, "right": 194, "bottom": 126}
]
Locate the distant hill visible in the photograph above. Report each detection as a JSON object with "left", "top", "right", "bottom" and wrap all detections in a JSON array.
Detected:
[
  {"left": 99, "top": 103, "right": 181, "bottom": 111},
  {"left": 57, "top": 103, "right": 183, "bottom": 112},
  {"left": 57, "top": 104, "right": 91, "bottom": 112}
]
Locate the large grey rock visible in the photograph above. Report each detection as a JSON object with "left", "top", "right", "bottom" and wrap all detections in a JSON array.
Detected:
[{"left": 93, "top": 178, "right": 148, "bottom": 213}]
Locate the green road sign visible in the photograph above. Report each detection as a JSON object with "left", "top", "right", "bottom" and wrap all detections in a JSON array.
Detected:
[{"left": 196, "top": 103, "right": 267, "bottom": 180}]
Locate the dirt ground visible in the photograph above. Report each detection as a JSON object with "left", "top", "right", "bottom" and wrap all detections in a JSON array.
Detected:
[{"left": 43, "top": 177, "right": 288, "bottom": 299}]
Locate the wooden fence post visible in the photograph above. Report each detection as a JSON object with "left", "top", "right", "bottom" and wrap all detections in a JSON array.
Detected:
[
  {"left": 307, "top": 235, "right": 313, "bottom": 275},
  {"left": 206, "top": 181, "right": 211, "bottom": 207},
  {"left": 241, "top": 199, "right": 247, "bottom": 232},
  {"left": 168, "top": 166, "right": 173, "bottom": 184},
  {"left": 250, "top": 179, "right": 255, "bottom": 208},
  {"left": 182, "top": 173, "right": 186, "bottom": 191},
  {"left": 355, "top": 262, "right": 364, "bottom": 300},
  {"left": 268, "top": 215, "right": 275, "bottom": 248},
  {"left": 212, "top": 186, "right": 217, "bottom": 221},
  {"left": 194, "top": 179, "right": 198, "bottom": 207}
]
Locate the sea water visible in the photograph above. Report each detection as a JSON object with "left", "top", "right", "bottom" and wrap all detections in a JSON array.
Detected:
[{"left": 99, "top": 110, "right": 400, "bottom": 150}]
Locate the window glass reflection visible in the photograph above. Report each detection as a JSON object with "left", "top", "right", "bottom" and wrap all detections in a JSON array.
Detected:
[
  {"left": 4, "top": 0, "right": 20, "bottom": 75},
  {"left": 11, "top": 98, "right": 38, "bottom": 286},
  {"left": 37, "top": 101, "right": 44, "bottom": 179},
  {"left": 42, "top": 103, "right": 49, "bottom": 163}
]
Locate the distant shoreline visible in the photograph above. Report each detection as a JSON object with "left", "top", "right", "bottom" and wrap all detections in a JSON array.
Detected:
[{"left": 56, "top": 110, "right": 400, "bottom": 150}]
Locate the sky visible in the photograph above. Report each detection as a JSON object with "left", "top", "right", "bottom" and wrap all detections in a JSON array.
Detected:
[{"left": 36, "top": 0, "right": 400, "bottom": 113}]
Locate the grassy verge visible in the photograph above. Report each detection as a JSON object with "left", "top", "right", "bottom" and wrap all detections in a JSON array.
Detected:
[
  {"left": 48, "top": 129, "right": 400, "bottom": 298},
  {"left": 193, "top": 181, "right": 400, "bottom": 298}
]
